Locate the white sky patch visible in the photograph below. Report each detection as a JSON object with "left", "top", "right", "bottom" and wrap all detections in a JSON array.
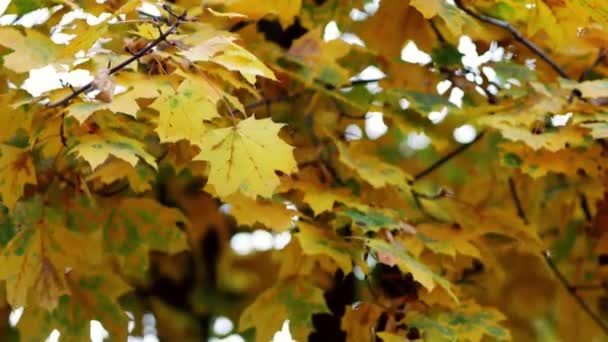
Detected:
[
  {"left": 345, "top": 124, "right": 363, "bottom": 141},
  {"left": 349, "top": 8, "right": 368, "bottom": 21},
  {"left": 365, "top": 112, "right": 388, "bottom": 140},
  {"left": 448, "top": 87, "right": 464, "bottom": 107},
  {"left": 91, "top": 320, "right": 109, "bottom": 342},
  {"left": 272, "top": 320, "right": 296, "bottom": 342},
  {"left": 352, "top": 65, "right": 386, "bottom": 81},
  {"left": 459, "top": 36, "right": 504, "bottom": 72},
  {"left": 22, "top": 65, "right": 94, "bottom": 97},
  {"left": 323, "top": 21, "right": 341, "bottom": 41},
  {"left": 437, "top": 80, "right": 452, "bottom": 95},
  {"left": 230, "top": 232, "right": 254, "bottom": 255},
  {"left": 213, "top": 316, "right": 235, "bottom": 336},
  {"left": 551, "top": 112, "right": 572, "bottom": 127},
  {"left": 9, "top": 307, "right": 23, "bottom": 327},
  {"left": 219, "top": 203, "right": 232, "bottom": 215},
  {"left": 428, "top": 106, "right": 449, "bottom": 124},
  {"left": 406, "top": 132, "right": 431, "bottom": 150},
  {"left": 139, "top": 2, "right": 162, "bottom": 17},
  {"left": 482, "top": 66, "right": 498, "bottom": 84},
  {"left": 252, "top": 229, "right": 274, "bottom": 252},
  {"left": 399, "top": 98, "right": 410, "bottom": 110},
  {"left": 340, "top": 32, "right": 365, "bottom": 47},
  {"left": 353, "top": 265, "right": 366, "bottom": 280},
  {"left": 45, "top": 329, "right": 61, "bottom": 342},
  {"left": 453, "top": 124, "right": 477, "bottom": 144},
  {"left": 401, "top": 41, "right": 432, "bottom": 65},
  {"left": 12, "top": 7, "right": 52, "bottom": 27},
  {"left": 0, "top": 0, "right": 9, "bottom": 16},
  {"left": 274, "top": 231, "right": 292, "bottom": 250}
]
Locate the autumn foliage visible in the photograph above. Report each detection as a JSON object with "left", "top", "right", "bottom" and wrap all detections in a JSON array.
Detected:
[{"left": 2, "top": 0, "right": 608, "bottom": 341}]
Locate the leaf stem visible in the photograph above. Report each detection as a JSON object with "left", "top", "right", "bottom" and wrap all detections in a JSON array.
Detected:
[
  {"left": 508, "top": 177, "right": 528, "bottom": 225},
  {"left": 542, "top": 250, "right": 608, "bottom": 335},
  {"left": 411, "top": 131, "right": 485, "bottom": 183}
]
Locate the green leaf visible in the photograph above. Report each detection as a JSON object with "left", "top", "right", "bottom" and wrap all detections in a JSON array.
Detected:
[{"left": 341, "top": 207, "right": 398, "bottom": 232}]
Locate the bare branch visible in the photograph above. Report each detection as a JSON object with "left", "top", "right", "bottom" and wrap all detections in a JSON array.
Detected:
[
  {"left": 453, "top": 0, "right": 569, "bottom": 79},
  {"left": 412, "top": 131, "right": 485, "bottom": 183},
  {"left": 579, "top": 48, "right": 607, "bottom": 82},
  {"left": 47, "top": 10, "right": 189, "bottom": 108},
  {"left": 543, "top": 251, "right": 608, "bottom": 335},
  {"left": 508, "top": 177, "right": 528, "bottom": 225}
]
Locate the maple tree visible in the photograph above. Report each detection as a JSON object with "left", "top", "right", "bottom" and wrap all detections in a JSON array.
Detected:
[{"left": 3, "top": 0, "right": 608, "bottom": 341}]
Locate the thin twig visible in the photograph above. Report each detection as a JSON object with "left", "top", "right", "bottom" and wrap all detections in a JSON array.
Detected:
[
  {"left": 579, "top": 48, "right": 607, "bottom": 82},
  {"left": 412, "top": 131, "right": 485, "bottom": 183},
  {"left": 570, "top": 283, "right": 608, "bottom": 291},
  {"left": 580, "top": 192, "right": 593, "bottom": 222},
  {"left": 453, "top": 0, "right": 569, "bottom": 79},
  {"left": 543, "top": 251, "right": 608, "bottom": 335},
  {"left": 508, "top": 177, "right": 528, "bottom": 225},
  {"left": 47, "top": 10, "right": 188, "bottom": 108}
]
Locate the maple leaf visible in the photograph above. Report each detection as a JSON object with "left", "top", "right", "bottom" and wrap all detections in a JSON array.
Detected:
[
  {"left": 239, "top": 280, "right": 329, "bottom": 342},
  {"left": 180, "top": 34, "right": 276, "bottom": 85},
  {"left": 219, "top": 0, "right": 301, "bottom": 26},
  {"left": 336, "top": 141, "right": 412, "bottom": 188},
  {"left": 341, "top": 303, "right": 384, "bottom": 342},
  {"left": 367, "top": 239, "right": 458, "bottom": 303},
  {"left": 194, "top": 117, "right": 297, "bottom": 199},
  {"left": 18, "top": 267, "right": 130, "bottom": 342},
  {"left": 225, "top": 193, "right": 295, "bottom": 231},
  {"left": 69, "top": 131, "right": 157, "bottom": 171},
  {"left": 0, "top": 28, "right": 59, "bottom": 73},
  {"left": 87, "top": 159, "right": 154, "bottom": 193},
  {"left": 295, "top": 221, "right": 353, "bottom": 273},
  {"left": 0, "top": 197, "right": 103, "bottom": 310},
  {"left": 405, "top": 302, "right": 510, "bottom": 341},
  {"left": 0, "top": 145, "right": 37, "bottom": 210},
  {"left": 151, "top": 76, "right": 222, "bottom": 145},
  {"left": 102, "top": 198, "right": 189, "bottom": 278}
]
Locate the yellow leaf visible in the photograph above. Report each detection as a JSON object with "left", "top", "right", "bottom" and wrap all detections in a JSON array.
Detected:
[
  {"left": 368, "top": 239, "right": 458, "bottom": 303},
  {"left": 239, "top": 280, "right": 329, "bottom": 342},
  {"left": 102, "top": 198, "right": 189, "bottom": 278},
  {"left": 0, "top": 28, "right": 59, "bottom": 73},
  {"left": 67, "top": 72, "right": 172, "bottom": 123},
  {"left": 221, "top": 0, "right": 301, "bottom": 26},
  {"left": 0, "top": 197, "right": 103, "bottom": 310},
  {"left": 564, "top": 79, "right": 608, "bottom": 98},
  {"left": 336, "top": 141, "right": 412, "bottom": 188},
  {"left": 501, "top": 143, "right": 608, "bottom": 179},
  {"left": 0, "top": 145, "right": 36, "bottom": 210},
  {"left": 341, "top": 303, "right": 384, "bottom": 342},
  {"left": 296, "top": 221, "right": 353, "bottom": 273},
  {"left": 70, "top": 132, "right": 157, "bottom": 171},
  {"left": 151, "top": 76, "right": 222, "bottom": 145},
  {"left": 194, "top": 117, "right": 297, "bottom": 199},
  {"left": 226, "top": 193, "right": 295, "bottom": 231},
  {"left": 180, "top": 35, "right": 276, "bottom": 84},
  {"left": 87, "top": 159, "right": 154, "bottom": 193},
  {"left": 18, "top": 267, "right": 130, "bottom": 342}
]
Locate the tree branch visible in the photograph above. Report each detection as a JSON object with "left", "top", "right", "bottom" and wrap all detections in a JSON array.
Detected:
[
  {"left": 543, "top": 251, "right": 608, "bottom": 335},
  {"left": 508, "top": 177, "right": 528, "bottom": 224},
  {"left": 412, "top": 131, "right": 485, "bottom": 183},
  {"left": 453, "top": 0, "right": 569, "bottom": 79},
  {"left": 579, "top": 48, "right": 607, "bottom": 82},
  {"left": 47, "top": 9, "right": 188, "bottom": 108}
]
